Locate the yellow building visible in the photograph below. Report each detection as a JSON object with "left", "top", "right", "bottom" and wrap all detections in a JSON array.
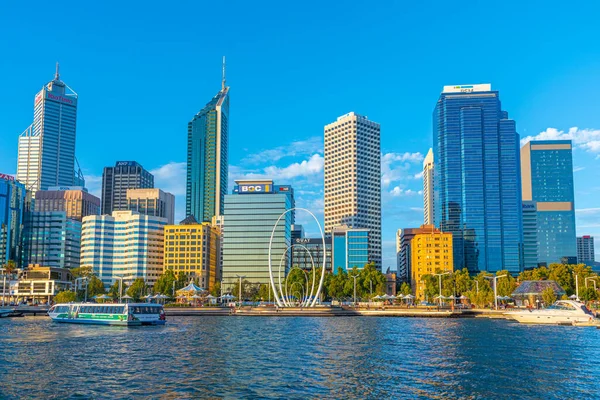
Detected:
[
  {"left": 164, "top": 217, "right": 220, "bottom": 291},
  {"left": 410, "top": 225, "right": 453, "bottom": 301}
]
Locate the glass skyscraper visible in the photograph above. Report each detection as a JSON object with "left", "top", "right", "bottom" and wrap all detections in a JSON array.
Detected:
[
  {"left": 434, "top": 84, "right": 523, "bottom": 274},
  {"left": 331, "top": 226, "right": 370, "bottom": 273},
  {"left": 521, "top": 140, "right": 577, "bottom": 264},
  {"left": 0, "top": 174, "right": 26, "bottom": 266},
  {"left": 222, "top": 180, "right": 294, "bottom": 288},
  {"left": 17, "top": 64, "right": 81, "bottom": 193},
  {"left": 186, "top": 61, "right": 229, "bottom": 222},
  {"left": 101, "top": 161, "right": 154, "bottom": 215}
]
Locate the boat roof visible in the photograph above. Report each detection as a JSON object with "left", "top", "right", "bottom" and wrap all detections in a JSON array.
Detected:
[{"left": 52, "top": 302, "right": 163, "bottom": 307}]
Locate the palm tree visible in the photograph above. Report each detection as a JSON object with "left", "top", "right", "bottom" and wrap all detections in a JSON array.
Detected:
[{"left": 4, "top": 260, "right": 16, "bottom": 277}]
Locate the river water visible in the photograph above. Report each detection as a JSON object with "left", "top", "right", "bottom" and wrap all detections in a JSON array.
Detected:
[{"left": 1, "top": 316, "right": 599, "bottom": 399}]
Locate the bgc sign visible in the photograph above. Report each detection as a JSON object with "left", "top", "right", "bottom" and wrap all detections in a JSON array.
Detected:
[{"left": 239, "top": 184, "right": 271, "bottom": 194}]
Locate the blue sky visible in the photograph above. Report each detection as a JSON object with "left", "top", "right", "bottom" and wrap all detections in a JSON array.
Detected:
[{"left": 1, "top": 1, "right": 600, "bottom": 267}]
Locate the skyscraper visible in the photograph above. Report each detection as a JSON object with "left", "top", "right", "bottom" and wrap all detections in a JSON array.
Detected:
[
  {"left": 34, "top": 186, "right": 100, "bottom": 222},
  {"left": 101, "top": 161, "right": 154, "bottom": 215},
  {"left": 434, "top": 84, "right": 523, "bottom": 274},
  {"left": 522, "top": 201, "right": 538, "bottom": 270},
  {"left": 521, "top": 140, "right": 577, "bottom": 264},
  {"left": 186, "top": 58, "right": 229, "bottom": 222},
  {"left": 331, "top": 226, "right": 370, "bottom": 273},
  {"left": 222, "top": 180, "right": 294, "bottom": 288},
  {"left": 0, "top": 174, "right": 26, "bottom": 266},
  {"left": 127, "top": 188, "right": 175, "bottom": 225},
  {"left": 423, "top": 148, "right": 434, "bottom": 225},
  {"left": 577, "top": 236, "right": 595, "bottom": 267},
  {"left": 324, "top": 112, "right": 382, "bottom": 269},
  {"left": 17, "top": 64, "right": 81, "bottom": 193}
]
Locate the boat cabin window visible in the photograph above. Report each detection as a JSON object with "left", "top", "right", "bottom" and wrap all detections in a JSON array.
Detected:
[{"left": 130, "top": 306, "right": 161, "bottom": 314}]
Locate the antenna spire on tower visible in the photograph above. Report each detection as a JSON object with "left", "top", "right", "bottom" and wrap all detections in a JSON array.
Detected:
[
  {"left": 55, "top": 62, "right": 60, "bottom": 80},
  {"left": 222, "top": 56, "right": 226, "bottom": 91}
]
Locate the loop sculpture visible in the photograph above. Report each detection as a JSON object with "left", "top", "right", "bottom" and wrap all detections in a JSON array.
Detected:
[{"left": 268, "top": 208, "right": 326, "bottom": 307}]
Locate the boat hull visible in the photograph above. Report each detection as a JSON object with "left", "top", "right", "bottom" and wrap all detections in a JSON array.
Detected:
[
  {"left": 506, "top": 313, "right": 594, "bottom": 325},
  {"left": 50, "top": 317, "right": 142, "bottom": 326}
]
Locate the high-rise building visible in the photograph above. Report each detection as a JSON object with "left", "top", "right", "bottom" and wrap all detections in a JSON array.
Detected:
[
  {"left": 21, "top": 211, "right": 81, "bottom": 269},
  {"left": 212, "top": 215, "right": 225, "bottom": 283},
  {"left": 434, "top": 84, "right": 522, "bottom": 274},
  {"left": 17, "top": 64, "right": 81, "bottom": 194},
  {"left": 396, "top": 229, "right": 402, "bottom": 280},
  {"left": 423, "top": 148, "right": 434, "bottom": 225},
  {"left": 397, "top": 228, "right": 419, "bottom": 283},
  {"left": 81, "top": 211, "right": 166, "bottom": 287},
  {"left": 291, "top": 224, "right": 304, "bottom": 241},
  {"left": 164, "top": 216, "right": 220, "bottom": 291},
  {"left": 34, "top": 187, "right": 100, "bottom": 222},
  {"left": 521, "top": 140, "right": 577, "bottom": 264},
  {"left": 0, "top": 174, "right": 26, "bottom": 267},
  {"left": 577, "top": 236, "right": 595, "bottom": 267},
  {"left": 291, "top": 237, "right": 332, "bottom": 272},
  {"left": 409, "top": 225, "right": 453, "bottom": 301},
  {"left": 331, "top": 225, "right": 370, "bottom": 273},
  {"left": 522, "top": 201, "right": 538, "bottom": 270},
  {"left": 127, "top": 188, "right": 175, "bottom": 225},
  {"left": 324, "top": 112, "right": 382, "bottom": 269},
  {"left": 222, "top": 180, "right": 294, "bottom": 288},
  {"left": 186, "top": 59, "right": 229, "bottom": 223},
  {"left": 101, "top": 161, "right": 154, "bottom": 215}
]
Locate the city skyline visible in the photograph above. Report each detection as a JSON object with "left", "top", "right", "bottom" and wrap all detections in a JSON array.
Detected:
[{"left": 2, "top": 2, "right": 600, "bottom": 267}]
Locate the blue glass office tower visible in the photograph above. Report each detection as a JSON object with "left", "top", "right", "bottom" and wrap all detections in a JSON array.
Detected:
[
  {"left": 222, "top": 180, "right": 294, "bottom": 288},
  {"left": 521, "top": 140, "right": 577, "bottom": 264},
  {"left": 331, "top": 226, "right": 370, "bottom": 273},
  {"left": 434, "top": 84, "right": 523, "bottom": 274},
  {"left": 186, "top": 59, "right": 229, "bottom": 222},
  {"left": 0, "top": 174, "right": 26, "bottom": 266}
]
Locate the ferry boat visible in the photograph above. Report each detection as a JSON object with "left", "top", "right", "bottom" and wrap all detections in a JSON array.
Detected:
[
  {"left": 504, "top": 300, "right": 596, "bottom": 325},
  {"left": 48, "top": 303, "right": 166, "bottom": 326}
]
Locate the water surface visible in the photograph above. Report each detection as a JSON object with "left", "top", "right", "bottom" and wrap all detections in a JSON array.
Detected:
[{"left": 1, "top": 316, "right": 599, "bottom": 399}]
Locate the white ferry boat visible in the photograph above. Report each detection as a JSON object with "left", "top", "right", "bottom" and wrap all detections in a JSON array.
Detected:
[
  {"left": 48, "top": 303, "right": 166, "bottom": 326},
  {"left": 504, "top": 300, "right": 596, "bottom": 325}
]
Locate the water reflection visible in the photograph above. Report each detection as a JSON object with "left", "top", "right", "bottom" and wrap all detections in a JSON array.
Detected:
[{"left": 1, "top": 317, "right": 599, "bottom": 399}]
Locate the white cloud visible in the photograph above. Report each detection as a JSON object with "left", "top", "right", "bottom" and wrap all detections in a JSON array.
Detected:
[
  {"left": 381, "top": 152, "right": 424, "bottom": 188},
  {"left": 573, "top": 166, "right": 585, "bottom": 172},
  {"left": 241, "top": 137, "right": 323, "bottom": 165},
  {"left": 390, "top": 187, "right": 419, "bottom": 197},
  {"left": 150, "top": 162, "right": 186, "bottom": 196},
  {"left": 231, "top": 154, "right": 324, "bottom": 181},
  {"left": 382, "top": 152, "right": 424, "bottom": 163},
  {"left": 413, "top": 171, "right": 424, "bottom": 179},
  {"left": 576, "top": 208, "right": 600, "bottom": 215},
  {"left": 521, "top": 127, "right": 600, "bottom": 154}
]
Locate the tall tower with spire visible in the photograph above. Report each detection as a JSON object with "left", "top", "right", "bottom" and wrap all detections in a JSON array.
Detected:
[
  {"left": 423, "top": 148, "right": 434, "bottom": 225},
  {"left": 186, "top": 58, "right": 230, "bottom": 222},
  {"left": 17, "top": 64, "right": 80, "bottom": 194}
]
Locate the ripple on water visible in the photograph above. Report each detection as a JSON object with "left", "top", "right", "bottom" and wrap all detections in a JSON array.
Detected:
[{"left": 1, "top": 316, "right": 600, "bottom": 399}]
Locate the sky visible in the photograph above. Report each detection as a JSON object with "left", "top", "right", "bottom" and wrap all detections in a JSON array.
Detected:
[{"left": 1, "top": 1, "right": 600, "bottom": 268}]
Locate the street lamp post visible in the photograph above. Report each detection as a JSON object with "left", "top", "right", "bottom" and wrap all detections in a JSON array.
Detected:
[
  {"left": 474, "top": 280, "right": 479, "bottom": 294},
  {"left": 573, "top": 272, "right": 580, "bottom": 301},
  {"left": 585, "top": 276, "right": 597, "bottom": 291},
  {"left": 350, "top": 275, "right": 359, "bottom": 306},
  {"left": 114, "top": 277, "right": 125, "bottom": 303},
  {"left": 236, "top": 275, "right": 246, "bottom": 306},
  {"left": 434, "top": 272, "right": 450, "bottom": 306},
  {"left": 484, "top": 274, "right": 507, "bottom": 310}
]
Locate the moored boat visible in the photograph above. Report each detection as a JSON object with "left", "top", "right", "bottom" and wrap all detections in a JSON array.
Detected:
[
  {"left": 48, "top": 303, "right": 166, "bottom": 326},
  {"left": 504, "top": 300, "right": 596, "bottom": 325}
]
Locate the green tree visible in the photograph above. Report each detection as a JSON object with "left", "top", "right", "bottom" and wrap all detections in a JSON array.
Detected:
[
  {"left": 87, "top": 276, "right": 106, "bottom": 298},
  {"left": 358, "top": 262, "right": 386, "bottom": 298},
  {"left": 71, "top": 266, "right": 93, "bottom": 280},
  {"left": 580, "top": 287, "right": 598, "bottom": 302},
  {"left": 327, "top": 267, "right": 348, "bottom": 301},
  {"left": 399, "top": 282, "right": 411, "bottom": 296},
  {"left": 176, "top": 272, "right": 188, "bottom": 289},
  {"left": 454, "top": 268, "right": 473, "bottom": 295},
  {"left": 257, "top": 283, "right": 274, "bottom": 301},
  {"left": 541, "top": 286, "right": 557, "bottom": 306},
  {"left": 210, "top": 281, "right": 222, "bottom": 298},
  {"left": 54, "top": 290, "right": 76, "bottom": 303},
  {"left": 548, "top": 263, "right": 574, "bottom": 294},
  {"left": 154, "top": 269, "right": 177, "bottom": 296},
  {"left": 127, "top": 278, "right": 146, "bottom": 301},
  {"left": 3, "top": 260, "right": 16, "bottom": 277}
]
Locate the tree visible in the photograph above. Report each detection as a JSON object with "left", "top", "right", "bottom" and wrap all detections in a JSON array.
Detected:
[
  {"left": 176, "top": 272, "right": 188, "bottom": 290},
  {"left": 154, "top": 269, "right": 177, "bottom": 296},
  {"left": 541, "top": 287, "right": 557, "bottom": 306},
  {"left": 71, "top": 266, "right": 93, "bottom": 280},
  {"left": 87, "top": 276, "right": 106, "bottom": 298},
  {"left": 127, "top": 278, "right": 146, "bottom": 301},
  {"left": 399, "top": 282, "right": 411, "bottom": 296},
  {"left": 54, "top": 291, "right": 76, "bottom": 303},
  {"left": 210, "top": 281, "right": 221, "bottom": 298},
  {"left": 327, "top": 267, "right": 348, "bottom": 301},
  {"left": 580, "top": 287, "right": 598, "bottom": 302},
  {"left": 454, "top": 268, "right": 473, "bottom": 295},
  {"left": 3, "top": 260, "right": 16, "bottom": 277}
]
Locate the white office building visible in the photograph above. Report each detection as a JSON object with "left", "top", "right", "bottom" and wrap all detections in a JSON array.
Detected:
[
  {"left": 423, "top": 148, "right": 434, "bottom": 225},
  {"left": 80, "top": 211, "right": 166, "bottom": 287},
  {"left": 324, "top": 112, "right": 382, "bottom": 269}
]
